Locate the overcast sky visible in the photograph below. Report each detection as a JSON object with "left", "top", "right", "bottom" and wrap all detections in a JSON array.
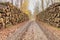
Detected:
[
  {"left": 28, "top": 0, "right": 54, "bottom": 14},
  {"left": 28, "top": 0, "right": 38, "bottom": 14},
  {"left": 28, "top": 0, "right": 48, "bottom": 14},
  {"left": 28, "top": 0, "right": 50, "bottom": 14}
]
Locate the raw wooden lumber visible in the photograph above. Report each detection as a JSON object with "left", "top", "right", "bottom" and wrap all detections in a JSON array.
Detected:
[
  {"left": 0, "top": 2, "right": 29, "bottom": 29},
  {"left": 36, "top": 2, "right": 60, "bottom": 28}
]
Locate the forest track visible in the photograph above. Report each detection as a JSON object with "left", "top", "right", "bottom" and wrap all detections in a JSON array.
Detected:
[{"left": 17, "top": 21, "right": 48, "bottom": 40}]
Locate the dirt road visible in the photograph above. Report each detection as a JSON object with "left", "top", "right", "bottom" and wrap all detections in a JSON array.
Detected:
[
  {"left": 0, "top": 21, "right": 48, "bottom": 40},
  {"left": 17, "top": 21, "right": 48, "bottom": 40}
]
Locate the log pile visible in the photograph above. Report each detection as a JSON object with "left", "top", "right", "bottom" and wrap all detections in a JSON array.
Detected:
[
  {"left": 36, "top": 3, "right": 60, "bottom": 28},
  {"left": 0, "top": 2, "right": 29, "bottom": 29}
]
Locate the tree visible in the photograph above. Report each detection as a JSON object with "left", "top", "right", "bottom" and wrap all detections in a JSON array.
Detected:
[
  {"left": 21, "top": 0, "right": 29, "bottom": 12},
  {"left": 34, "top": 1, "right": 40, "bottom": 19},
  {"left": 0, "top": 0, "right": 7, "bottom": 2},
  {"left": 20, "top": 0, "right": 23, "bottom": 7},
  {"left": 15, "top": 0, "right": 20, "bottom": 7},
  {"left": 41, "top": 0, "right": 44, "bottom": 11},
  {"left": 54, "top": 0, "right": 60, "bottom": 2},
  {"left": 46, "top": 0, "right": 50, "bottom": 7},
  {"left": 20, "top": 0, "right": 24, "bottom": 10},
  {"left": 11, "top": 0, "right": 13, "bottom": 4},
  {"left": 51, "top": 0, "right": 54, "bottom": 4}
]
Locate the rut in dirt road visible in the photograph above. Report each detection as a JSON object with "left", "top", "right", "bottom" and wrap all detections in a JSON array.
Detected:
[{"left": 19, "top": 21, "right": 48, "bottom": 40}]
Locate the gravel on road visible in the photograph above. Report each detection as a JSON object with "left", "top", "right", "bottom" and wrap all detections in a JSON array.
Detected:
[{"left": 20, "top": 21, "right": 48, "bottom": 40}]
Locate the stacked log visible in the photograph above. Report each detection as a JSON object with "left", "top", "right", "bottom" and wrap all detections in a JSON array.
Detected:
[
  {"left": 36, "top": 3, "right": 60, "bottom": 28},
  {"left": 0, "top": 2, "right": 29, "bottom": 29}
]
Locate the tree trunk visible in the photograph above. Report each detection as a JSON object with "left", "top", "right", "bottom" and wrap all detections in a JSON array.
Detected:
[
  {"left": 41, "top": 0, "right": 44, "bottom": 11},
  {"left": 11, "top": 0, "right": 13, "bottom": 4},
  {"left": 46, "top": 0, "right": 50, "bottom": 7}
]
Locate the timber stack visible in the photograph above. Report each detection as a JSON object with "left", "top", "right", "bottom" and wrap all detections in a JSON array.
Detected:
[
  {"left": 36, "top": 2, "right": 60, "bottom": 28},
  {"left": 0, "top": 2, "right": 29, "bottom": 29}
]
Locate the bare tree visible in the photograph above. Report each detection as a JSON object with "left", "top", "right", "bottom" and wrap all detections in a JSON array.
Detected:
[
  {"left": 34, "top": 1, "right": 40, "bottom": 18},
  {"left": 20, "top": 0, "right": 24, "bottom": 10},
  {"left": 15, "top": 0, "right": 20, "bottom": 7},
  {"left": 20, "top": 0, "right": 23, "bottom": 7},
  {"left": 11, "top": 0, "right": 13, "bottom": 4},
  {"left": 41, "top": 0, "right": 44, "bottom": 11},
  {"left": 0, "top": 0, "right": 7, "bottom": 2},
  {"left": 46, "top": 0, "right": 50, "bottom": 7},
  {"left": 51, "top": 0, "right": 54, "bottom": 4},
  {"left": 54, "top": 0, "right": 60, "bottom": 2}
]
